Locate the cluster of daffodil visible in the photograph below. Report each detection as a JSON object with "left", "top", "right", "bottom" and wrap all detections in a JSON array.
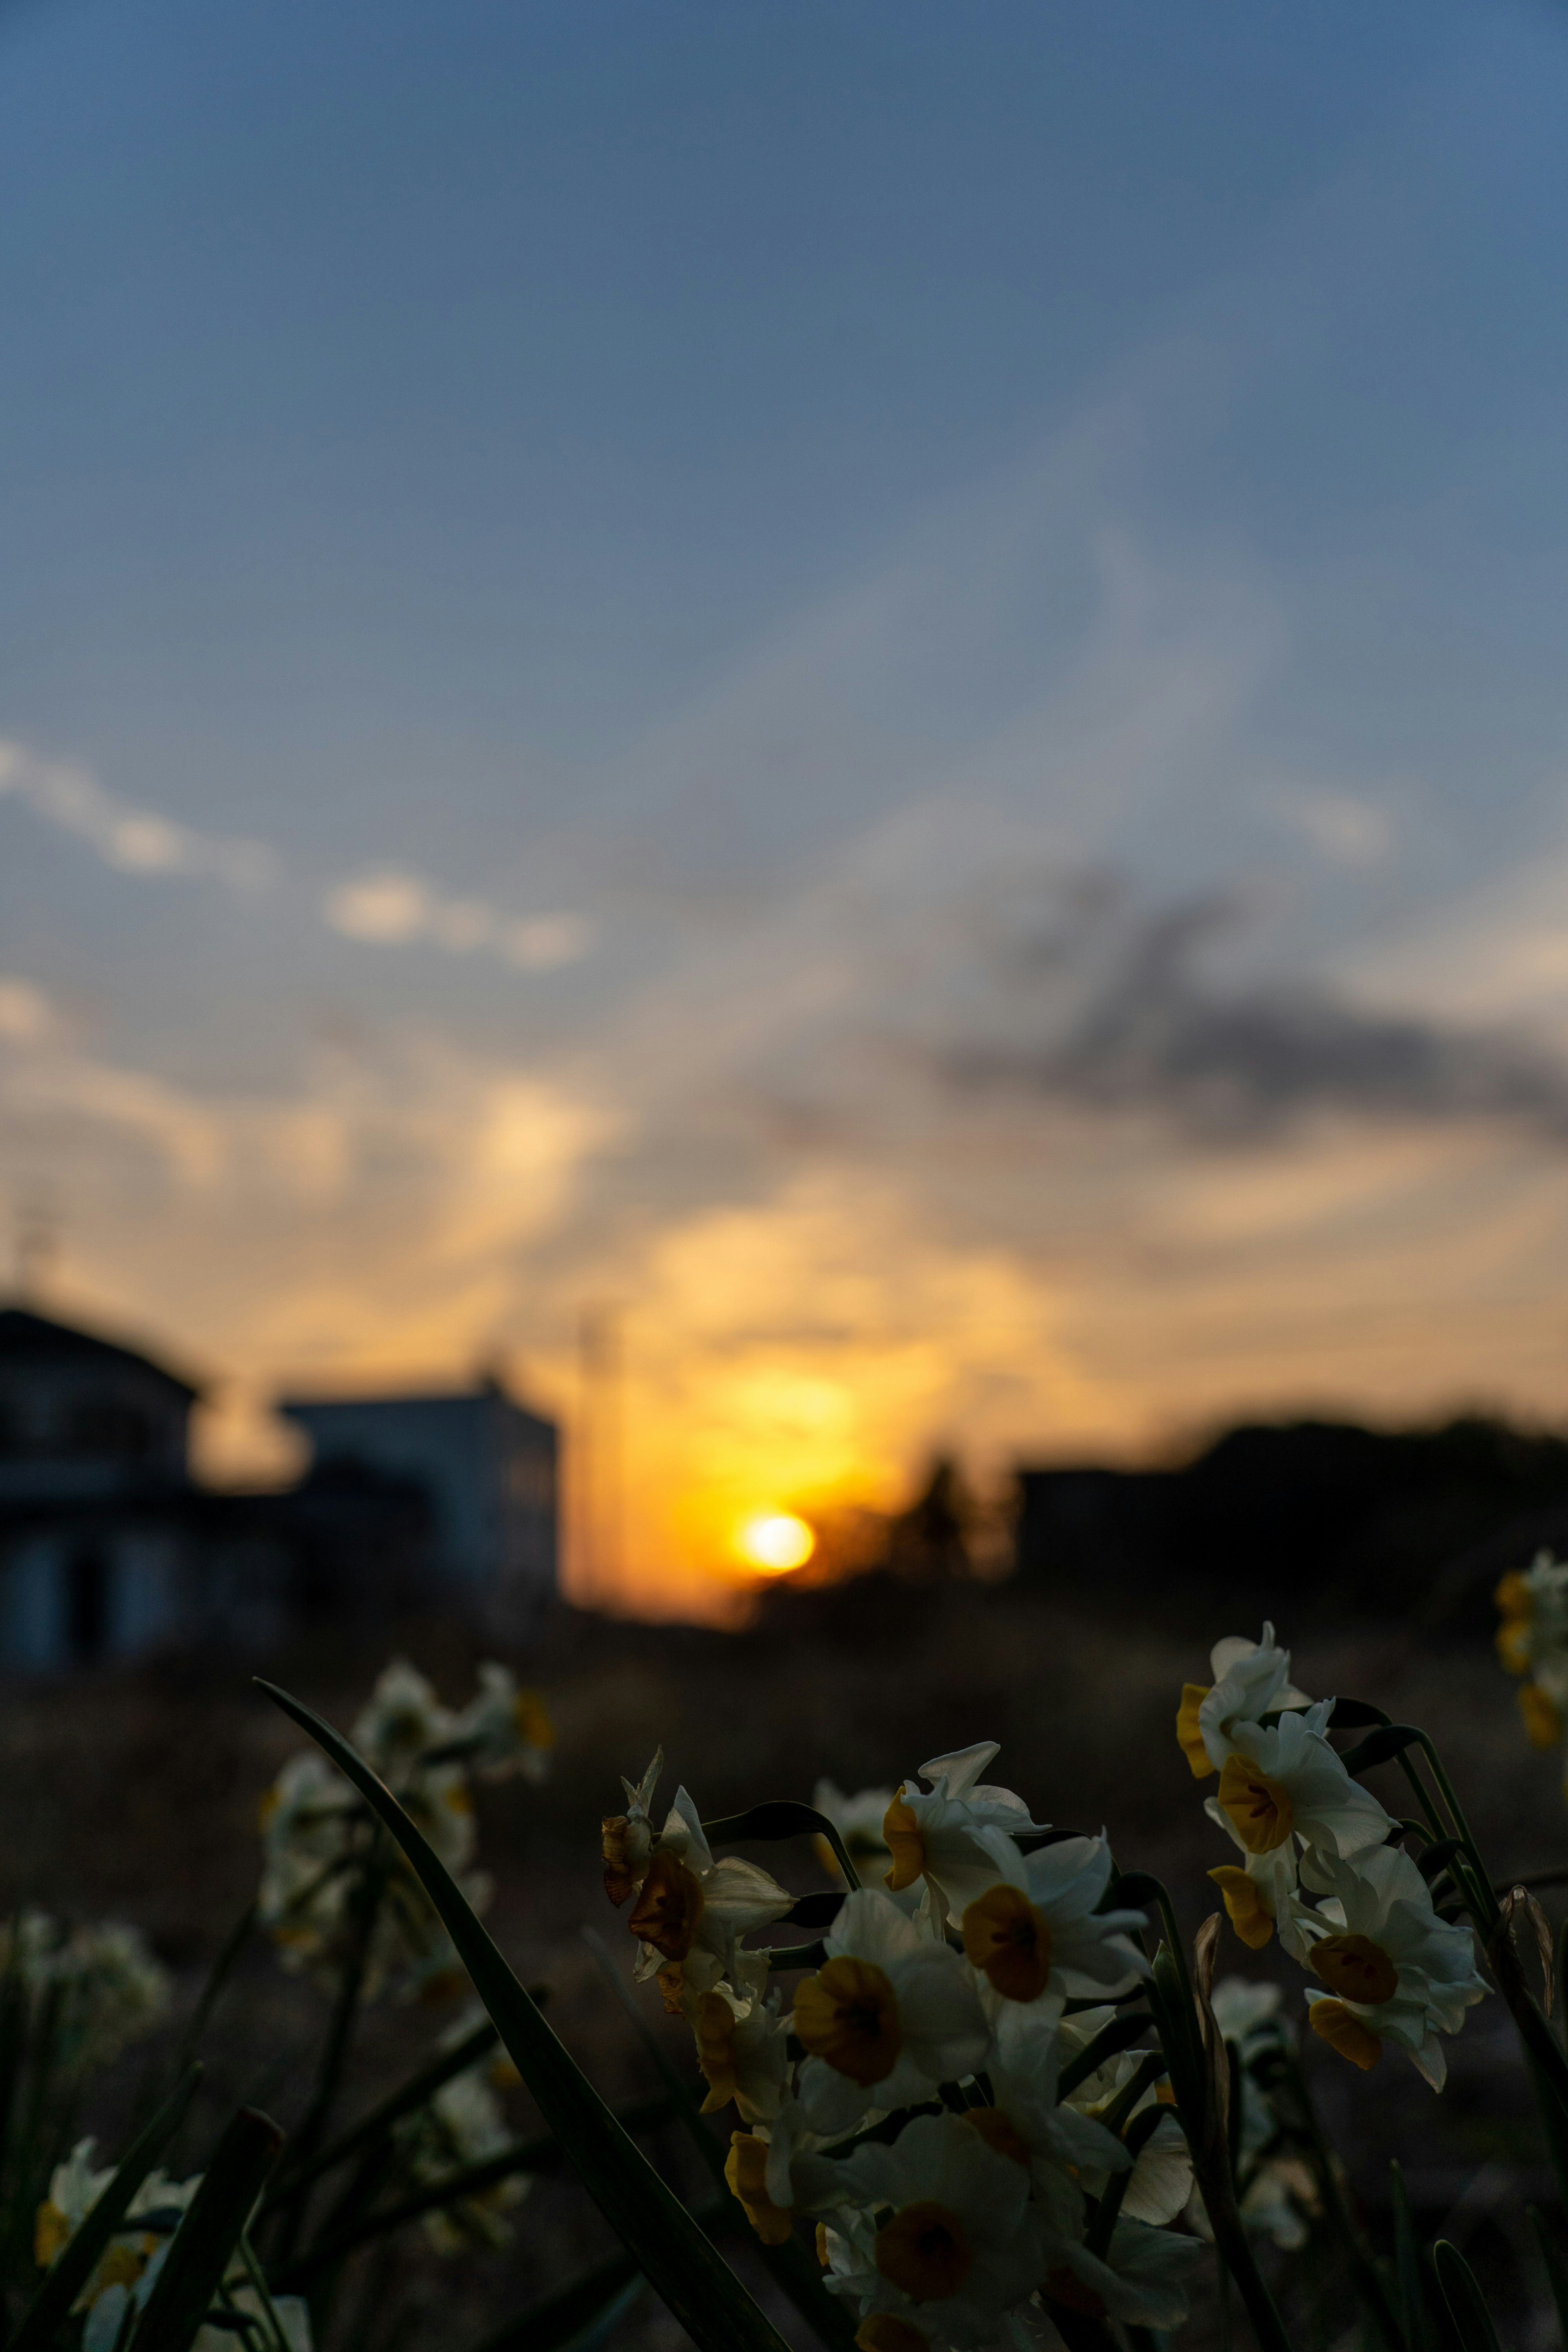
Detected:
[
  {"left": 604, "top": 1744, "right": 1210, "bottom": 2350},
  {"left": 394, "top": 2009, "right": 530, "bottom": 2254},
  {"left": 1495, "top": 1552, "right": 1568, "bottom": 1758},
  {"left": 35, "top": 2141, "right": 312, "bottom": 2352},
  {"left": 1183, "top": 1625, "right": 1488, "bottom": 2089},
  {"left": 0, "top": 1912, "right": 170, "bottom": 2071},
  {"left": 258, "top": 1658, "right": 552, "bottom": 2000}
]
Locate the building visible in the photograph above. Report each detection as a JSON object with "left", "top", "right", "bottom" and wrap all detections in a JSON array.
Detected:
[
  {"left": 0, "top": 1306, "right": 200, "bottom": 1667},
  {"left": 279, "top": 1380, "right": 558, "bottom": 1626},
  {"left": 0, "top": 1305, "right": 557, "bottom": 1670}
]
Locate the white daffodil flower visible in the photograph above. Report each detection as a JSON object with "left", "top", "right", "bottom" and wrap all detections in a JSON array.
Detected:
[
  {"left": 1295, "top": 1845, "right": 1488, "bottom": 2089},
  {"left": 813, "top": 2111, "right": 1043, "bottom": 2347},
  {"left": 982, "top": 2003, "right": 1131, "bottom": 2196},
  {"left": 452, "top": 1663, "right": 554, "bottom": 1784},
  {"left": 1211, "top": 1704, "right": 1396, "bottom": 1873},
  {"left": 882, "top": 1743, "right": 1049, "bottom": 1926},
  {"left": 352, "top": 1659, "right": 455, "bottom": 1790},
  {"left": 1240, "top": 2156, "right": 1321, "bottom": 2251},
  {"left": 602, "top": 1750, "right": 664, "bottom": 1907},
  {"left": 680, "top": 1948, "right": 791, "bottom": 2124},
  {"left": 1207, "top": 1978, "right": 1292, "bottom": 2160},
  {"left": 398, "top": 2065, "right": 528, "bottom": 2252},
  {"left": 1203, "top": 1803, "right": 1316, "bottom": 1963},
  {"left": 792, "top": 1888, "right": 990, "bottom": 2137},
  {"left": 624, "top": 1782, "right": 794, "bottom": 1992},
  {"left": 1042, "top": 2216, "right": 1207, "bottom": 2330},
  {"left": 1178, "top": 1623, "right": 1313, "bottom": 1780},
  {"left": 813, "top": 1779, "right": 898, "bottom": 1880},
  {"left": 959, "top": 1834, "right": 1148, "bottom": 2017},
  {"left": 1037, "top": 2006, "right": 1192, "bottom": 2227}
]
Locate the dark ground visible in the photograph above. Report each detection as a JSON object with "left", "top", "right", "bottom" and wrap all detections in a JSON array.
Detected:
[{"left": 4, "top": 1583, "right": 1563, "bottom": 2352}]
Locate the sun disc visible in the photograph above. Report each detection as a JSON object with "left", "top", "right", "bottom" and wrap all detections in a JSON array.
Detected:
[{"left": 737, "top": 1511, "right": 816, "bottom": 1574}]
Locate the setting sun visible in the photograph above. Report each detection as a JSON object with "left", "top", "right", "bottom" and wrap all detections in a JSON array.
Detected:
[{"left": 735, "top": 1511, "right": 816, "bottom": 1575}]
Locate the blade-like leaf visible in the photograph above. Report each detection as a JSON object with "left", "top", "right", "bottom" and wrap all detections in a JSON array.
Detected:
[
  {"left": 1339, "top": 1727, "right": 1422, "bottom": 1778},
  {"left": 1057, "top": 2013, "right": 1155, "bottom": 2100},
  {"left": 785, "top": 1891, "right": 845, "bottom": 1930},
  {"left": 765, "top": 1940, "right": 827, "bottom": 1973},
  {"left": 1390, "top": 2162, "right": 1428, "bottom": 2352},
  {"left": 262, "top": 2017, "right": 498, "bottom": 2209},
  {"left": 278, "top": 2096, "right": 675, "bottom": 2287},
  {"left": 700, "top": 1802, "right": 862, "bottom": 1891},
  {"left": 466, "top": 2199, "right": 733, "bottom": 2352},
  {"left": 132, "top": 2107, "right": 284, "bottom": 2352},
  {"left": 1432, "top": 2241, "right": 1503, "bottom": 2352},
  {"left": 1329, "top": 1700, "right": 1393, "bottom": 1729},
  {"left": 579, "top": 1929, "right": 858, "bottom": 2352},
  {"left": 256, "top": 1680, "right": 794, "bottom": 2352},
  {"left": 1528, "top": 2206, "right": 1568, "bottom": 2346},
  {"left": 1103, "top": 1870, "right": 1163, "bottom": 1910},
  {"left": 11, "top": 2065, "right": 204, "bottom": 2352},
  {"left": 1416, "top": 1840, "right": 1466, "bottom": 1886}
]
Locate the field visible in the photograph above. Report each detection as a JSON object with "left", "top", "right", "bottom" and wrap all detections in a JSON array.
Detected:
[{"left": 2, "top": 1584, "right": 1558, "bottom": 2352}]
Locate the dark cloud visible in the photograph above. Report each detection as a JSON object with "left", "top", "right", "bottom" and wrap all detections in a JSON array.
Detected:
[{"left": 946, "top": 882, "right": 1568, "bottom": 1139}]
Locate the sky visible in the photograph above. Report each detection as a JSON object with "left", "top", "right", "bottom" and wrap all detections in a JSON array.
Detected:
[{"left": 7, "top": 0, "right": 1568, "bottom": 1616}]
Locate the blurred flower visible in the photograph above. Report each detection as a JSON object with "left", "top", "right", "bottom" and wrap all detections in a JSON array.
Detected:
[
  {"left": 453, "top": 1663, "right": 554, "bottom": 1784},
  {"left": 3, "top": 1914, "right": 170, "bottom": 2070},
  {"left": 812, "top": 1779, "right": 896, "bottom": 1884},
  {"left": 399, "top": 2063, "right": 528, "bottom": 2253}
]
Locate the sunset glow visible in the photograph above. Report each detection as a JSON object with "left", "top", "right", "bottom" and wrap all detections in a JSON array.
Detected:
[{"left": 735, "top": 1512, "right": 816, "bottom": 1575}]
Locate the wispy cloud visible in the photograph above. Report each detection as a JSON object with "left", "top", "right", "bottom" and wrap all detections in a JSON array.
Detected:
[
  {"left": 0, "top": 741, "right": 279, "bottom": 889},
  {"left": 0, "top": 740, "right": 596, "bottom": 974},
  {"left": 323, "top": 870, "right": 593, "bottom": 969}
]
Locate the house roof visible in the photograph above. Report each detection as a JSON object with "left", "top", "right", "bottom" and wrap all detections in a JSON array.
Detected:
[{"left": 0, "top": 1306, "right": 200, "bottom": 1400}]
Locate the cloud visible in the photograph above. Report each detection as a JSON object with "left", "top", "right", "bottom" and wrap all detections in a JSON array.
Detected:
[
  {"left": 0, "top": 741, "right": 279, "bottom": 890},
  {"left": 323, "top": 866, "right": 595, "bottom": 970},
  {"left": 942, "top": 880, "right": 1568, "bottom": 1142},
  {"left": 1274, "top": 789, "right": 1394, "bottom": 869}
]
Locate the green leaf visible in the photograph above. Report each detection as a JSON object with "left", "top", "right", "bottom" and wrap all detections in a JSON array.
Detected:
[
  {"left": 579, "top": 1928, "right": 858, "bottom": 2352},
  {"left": 1528, "top": 2207, "right": 1568, "bottom": 2346},
  {"left": 1329, "top": 1700, "right": 1392, "bottom": 1730},
  {"left": 131, "top": 2107, "right": 284, "bottom": 2352},
  {"left": 262, "top": 2016, "right": 498, "bottom": 2209},
  {"left": 10, "top": 2064, "right": 204, "bottom": 2352},
  {"left": 765, "top": 1941, "right": 827, "bottom": 1973},
  {"left": 700, "top": 1801, "right": 862, "bottom": 1892},
  {"left": 1390, "top": 2162, "right": 1428, "bottom": 2352},
  {"left": 1338, "top": 1727, "right": 1422, "bottom": 1778},
  {"left": 464, "top": 2197, "right": 733, "bottom": 2352},
  {"left": 1057, "top": 2013, "right": 1155, "bottom": 2101},
  {"left": 1432, "top": 2241, "right": 1503, "bottom": 2352},
  {"left": 278, "top": 2096, "right": 676, "bottom": 2287},
  {"left": 256, "top": 1679, "right": 795, "bottom": 2352}
]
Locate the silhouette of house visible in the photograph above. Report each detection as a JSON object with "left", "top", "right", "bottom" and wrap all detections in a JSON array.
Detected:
[
  {"left": 279, "top": 1381, "right": 557, "bottom": 1624},
  {"left": 0, "top": 1306, "right": 557, "bottom": 1669},
  {"left": 0, "top": 1306, "right": 201, "bottom": 1665}
]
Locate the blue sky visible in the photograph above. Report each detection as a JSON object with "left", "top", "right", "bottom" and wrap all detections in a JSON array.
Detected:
[{"left": 5, "top": 0, "right": 1568, "bottom": 1610}]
